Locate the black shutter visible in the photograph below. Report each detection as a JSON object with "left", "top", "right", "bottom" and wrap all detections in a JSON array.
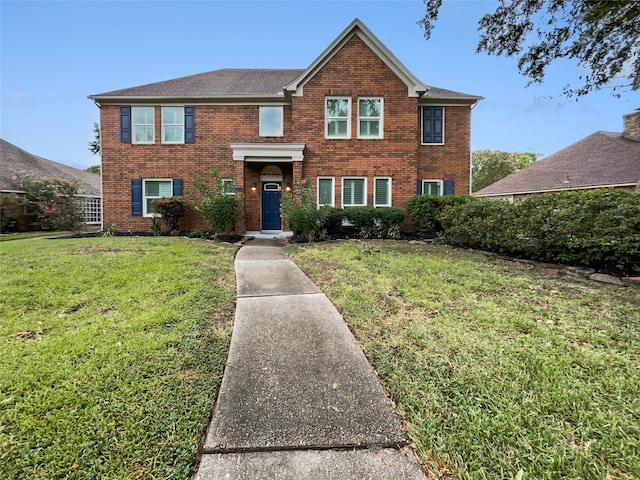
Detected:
[
  {"left": 172, "top": 178, "right": 183, "bottom": 196},
  {"left": 184, "top": 106, "right": 195, "bottom": 143},
  {"left": 131, "top": 179, "right": 142, "bottom": 216},
  {"left": 416, "top": 179, "right": 423, "bottom": 195},
  {"left": 443, "top": 180, "right": 455, "bottom": 195},
  {"left": 120, "top": 106, "right": 131, "bottom": 143}
]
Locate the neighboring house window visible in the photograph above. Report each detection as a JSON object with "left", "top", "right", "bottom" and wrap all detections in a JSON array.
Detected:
[
  {"left": 143, "top": 179, "right": 173, "bottom": 216},
  {"left": 422, "top": 180, "right": 443, "bottom": 196},
  {"left": 133, "top": 107, "right": 155, "bottom": 144},
  {"left": 342, "top": 177, "right": 366, "bottom": 207},
  {"left": 358, "top": 98, "right": 383, "bottom": 138},
  {"left": 162, "top": 107, "right": 185, "bottom": 144},
  {"left": 222, "top": 179, "right": 235, "bottom": 195},
  {"left": 326, "top": 97, "right": 351, "bottom": 138},
  {"left": 374, "top": 177, "right": 391, "bottom": 207},
  {"left": 317, "top": 177, "right": 335, "bottom": 207},
  {"left": 259, "top": 106, "right": 283, "bottom": 136},
  {"left": 76, "top": 196, "right": 101, "bottom": 224},
  {"left": 422, "top": 106, "right": 444, "bottom": 144}
]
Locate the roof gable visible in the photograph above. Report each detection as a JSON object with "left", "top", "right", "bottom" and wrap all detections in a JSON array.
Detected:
[
  {"left": 474, "top": 131, "right": 640, "bottom": 196},
  {"left": 285, "top": 19, "right": 427, "bottom": 98}
]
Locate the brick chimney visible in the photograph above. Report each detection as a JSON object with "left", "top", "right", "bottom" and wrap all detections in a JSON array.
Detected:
[{"left": 623, "top": 110, "right": 640, "bottom": 141}]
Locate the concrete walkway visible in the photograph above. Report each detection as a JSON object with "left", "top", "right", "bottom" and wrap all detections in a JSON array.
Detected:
[{"left": 195, "top": 238, "right": 425, "bottom": 479}]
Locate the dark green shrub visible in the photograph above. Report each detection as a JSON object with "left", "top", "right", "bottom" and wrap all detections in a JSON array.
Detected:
[
  {"left": 321, "top": 207, "right": 347, "bottom": 235},
  {"left": 151, "top": 196, "right": 186, "bottom": 232},
  {"left": 440, "top": 189, "right": 640, "bottom": 271},
  {"left": 407, "top": 194, "right": 473, "bottom": 234},
  {"left": 343, "top": 206, "right": 406, "bottom": 239},
  {"left": 281, "top": 178, "right": 327, "bottom": 241}
]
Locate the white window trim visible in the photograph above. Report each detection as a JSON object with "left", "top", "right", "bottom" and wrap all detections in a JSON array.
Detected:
[
  {"left": 421, "top": 106, "right": 445, "bottom": 145},
  {"left": 132, "top": 106, "right": 155, "bottom": 144},
  {"left": 422, "top": 179, "right": 444, "bottom": 196},
  {"left": 161, "top": 106, "right": 185, "bottom": 144},
  {"left": 325, "top": 97, "right": 351, "bottom": 139},
  {"left": 143, "top": 178, "right": 173, "bottom": 217},
  {"left": 341, "top": 177, "right": 367, "bottom": 208},
  {"left": 317, "top": 176, "right": 335, "bottom": 208},
  {"left": 374, "top": 176, "right": 392, "bottom": 207},
  {"left": 259, "top": 106, "right": 284, "bottom": 137},
  {"left": 222, "top": 179, "right": 235, "bottom": 196},
  {"left": 357, "top": 97, "right": 383, "bottom": 139}
]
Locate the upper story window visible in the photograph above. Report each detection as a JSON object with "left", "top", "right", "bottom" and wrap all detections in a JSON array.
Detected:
[
  {"left": 162, "top": 107, "right": 185, "bottom": 144},
  {"left": 325, "top": 97, "right": 351, "bottom": 138},
  {"left": 317, "top": 177, "right": 335, "bottom": 207},
  {"left": 259, "top": 106, "right": 283, "bottom": 136},
  {"left": 342, "top": 177, "right": 366, "bottom": 207},
  {"left": 422, "top": 106, "right": 444, "bottom": 144},
  {"left": 358, "top": 98, "right": 383, "bottom": 138},
  {"left": 133, "top": 107, "right": 154, "bottom": 144}
]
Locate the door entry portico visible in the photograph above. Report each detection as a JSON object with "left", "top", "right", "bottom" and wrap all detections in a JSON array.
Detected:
[{"left": 261, "top": 182, "right": 282, "bottom": 230}]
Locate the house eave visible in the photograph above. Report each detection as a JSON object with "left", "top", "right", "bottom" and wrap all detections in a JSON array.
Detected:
[
  {"left": 474, "top": 183, "right": 637, "bottom": 197},
  {"left": 88, "top": 93, "right": 290, "bottom": 105}
]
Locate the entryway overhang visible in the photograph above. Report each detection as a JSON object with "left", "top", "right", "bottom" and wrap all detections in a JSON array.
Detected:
[{"left": 231, "top": 143, "right": 305, "bottom": 162}]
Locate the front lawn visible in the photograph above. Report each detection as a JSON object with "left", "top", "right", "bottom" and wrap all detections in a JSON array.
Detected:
[
  {"left": 288, "top": 241, "right": 640, "bottom": 480},
  {"left": 0, "top": 237, "right": 236, "bottom": 479}
]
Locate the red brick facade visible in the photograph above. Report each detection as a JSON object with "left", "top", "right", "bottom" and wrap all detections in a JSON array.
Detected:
[{"left": 95, "top": 22, "right": 479, "bottom": 233}]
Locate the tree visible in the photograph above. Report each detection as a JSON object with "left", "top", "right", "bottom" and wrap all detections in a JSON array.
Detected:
[
  {"left": 86, "top": 165, "right": 100, "bottom": 175},
  {"left": 472, "top": 150, "right": 540, "bottom": 192},
  {"left": 88, "top": 122, "right": 100, "bottom": 155},
  {"left": 419, "top": 0, "right": 639, "bottom": 98}
]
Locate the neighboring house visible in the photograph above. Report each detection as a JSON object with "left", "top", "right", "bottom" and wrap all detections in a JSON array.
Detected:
[
  {"left": 474, "top": 111, "right": 640, "bottom": 202},
  {"left": 0, "top": 139, "right": 102, "bottom": 231},
  {"left": 89, "top": 19, "right": 482, "bottom": 234}
]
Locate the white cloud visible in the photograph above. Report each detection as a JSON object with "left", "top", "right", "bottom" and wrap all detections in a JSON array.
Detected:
[{"left": 7, "top": 90, "right": 31, "bottom": 104}]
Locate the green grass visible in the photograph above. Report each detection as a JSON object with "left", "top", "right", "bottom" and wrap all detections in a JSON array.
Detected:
[
  {"left": 288, "top": 240, "right": 640, "bottom": 480},
  {"left": 0, "top": 237, "right": 237, "bottom": 479}
]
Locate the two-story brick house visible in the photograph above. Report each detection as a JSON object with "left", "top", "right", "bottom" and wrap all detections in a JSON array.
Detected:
[{"left": 89, "top": 19, "right": 482, "bottom": 234}]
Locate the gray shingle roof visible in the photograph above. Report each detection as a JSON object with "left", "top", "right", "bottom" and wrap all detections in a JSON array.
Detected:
[
  {"left": 0, "top": 139, "right": 101, "bottom": 197},
  {"left": 90, "top": 69, "right": 305, "bottom": 98},
  {"left": 474, "top": 131, "right": 640, "bottom": 196}
]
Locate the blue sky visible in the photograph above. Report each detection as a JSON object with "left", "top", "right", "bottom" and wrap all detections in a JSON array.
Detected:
[{"left": 1, "top": 0, "right": 637, "bottom": 170}]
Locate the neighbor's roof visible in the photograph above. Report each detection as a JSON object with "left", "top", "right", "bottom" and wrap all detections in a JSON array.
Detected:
[
  {"left": 89, "top": 19, "right": 481, "bottom": 105},
  {"left": 0, "top": 138, "right": 101, "bottom": 197},
  {"left": 474, "top": 131, "right": 640, "bottom": 197}
]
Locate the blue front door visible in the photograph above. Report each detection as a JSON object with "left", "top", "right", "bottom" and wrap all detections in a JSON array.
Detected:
[{"left": 261, "top": 182, "right": 282, "bottom": 230}]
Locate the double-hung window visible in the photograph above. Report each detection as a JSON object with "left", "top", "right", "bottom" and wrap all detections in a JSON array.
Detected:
[
  {"left": 422, "top": 180, "right": 443, "bottom": 196},
  {"left": 374, "top": 177, "right": 391, "bottom": 207},
  {"left": 143, "top": 179, "right": 173, "bottom": 216},
  {"left": 325, "top": 97, "right": 351, "bottom": 138},
  {"left": 422, "top": 106, "right": 444, "bottom": 144},
  {"left": 342, "top": 177, "right": 366, "bottom": 208},
  {"left": 259, "top": 106, "right": 283, "bottom": 136},
  {"left": 222, "top": 179, "right": 235, "bottom": 195},
  {"left": 358, "top": 98, "right": 383, "bottom": 138},
  {"left": 162, "top": 107, "right": 185, "bottom": 144},
  {"left": 317, "top": 177, "right": 335, "bottom": 207},
  {"left": 133, "top": 107, "right": 154, "bottom": 144}
]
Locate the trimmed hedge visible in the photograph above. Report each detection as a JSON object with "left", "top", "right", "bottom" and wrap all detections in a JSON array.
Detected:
[
  {"left": 439, "top": 189, "right": 640, "bottom": 271},
  {"left": 343, "top": 206, "right": 406, "bottom": 239},
  {"left": 406, "top": 194, "right": 474, "bottom": 234}
]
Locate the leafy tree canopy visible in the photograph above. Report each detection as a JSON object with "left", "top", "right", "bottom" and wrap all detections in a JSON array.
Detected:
[
  {"left": 419, "top": 0, "right": 639, "bottom": 98},
  {"left": 86, "top": 165, "right": 101, "bottom": 175},
  {"left": 472, "top": 149, "right": 541, "bottom": 192},
  {"left": 88, "top": 122, "right": 100, "bottom": 155}
]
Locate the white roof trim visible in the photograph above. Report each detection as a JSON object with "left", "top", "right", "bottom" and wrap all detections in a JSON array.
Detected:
[
  {"left": 284, "top": 18, "right": 428, "bottom": 98},
  {"left": 231, "top": 143, "right": 305, "bottom": 162}
]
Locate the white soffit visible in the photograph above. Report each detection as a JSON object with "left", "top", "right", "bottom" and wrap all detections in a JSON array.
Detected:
[{"left": 231, "top": 143, "right": 305, "bottom": 162}]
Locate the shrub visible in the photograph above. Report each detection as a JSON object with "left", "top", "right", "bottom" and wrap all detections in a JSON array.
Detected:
[
  {"left": 440, "top": 189, "right": 640, "bottom": 271},
  {"left": 407, "top": 194, "right": 474, "bottom": 234},
  {"left": 281, "top": 179, "right": 326, "bottom": 241},
  {"left": 193, "top": 171, "right": 241, "bottom": 236},
  {"left": 151, "top": 196, "right": 186, "bottom": 232},
  {"left": 12, "top": 174, "right": 84, "bottom": 233},
  {"left": 320, "top": 207, "right": 347, "bottom": 235},
  {"left": 343, "top": 206, "right": 406, "bottom": 239}
]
